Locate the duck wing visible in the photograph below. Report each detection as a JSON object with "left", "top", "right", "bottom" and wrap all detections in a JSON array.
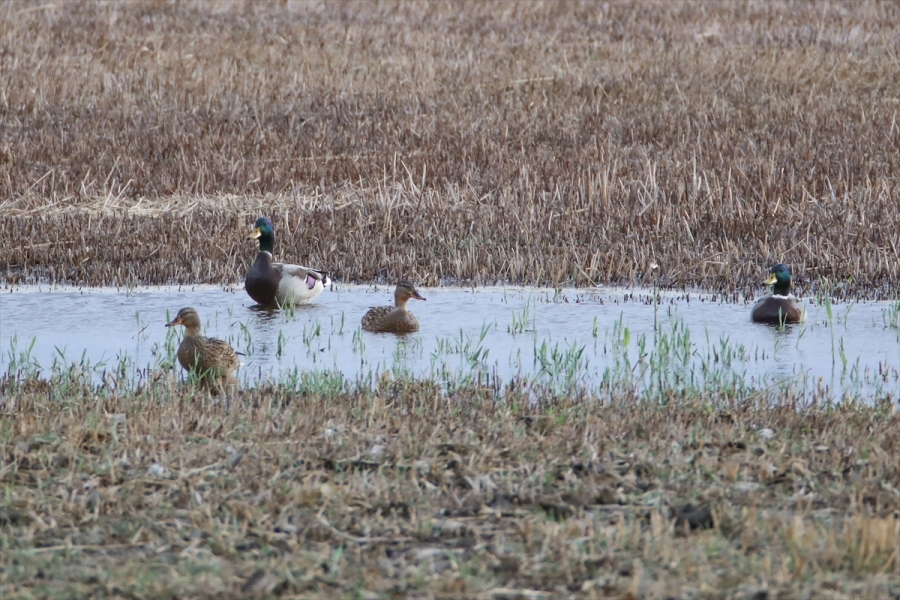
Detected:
[
  {"left": 361, "top": 306, "right": 394, "bottom": 331},
  {"left": 276, "top": 263, "right": 332, "bottom": 287},
  {"left": 204, "top": 338, "right": 240, "bottom": 371}
]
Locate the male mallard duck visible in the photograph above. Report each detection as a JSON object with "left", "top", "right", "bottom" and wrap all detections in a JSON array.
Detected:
[
  {"left": 245, "top": 217, "right": 331, "bottom": 307},
  {"left": 166, "top": 307, "right": 240, "bottom": 382},
  {"left": 361, "top": 281, "right": 426, "bottom": 334},
  {"left": 751, "top": 263, "right": 805, "bottom": 324}
]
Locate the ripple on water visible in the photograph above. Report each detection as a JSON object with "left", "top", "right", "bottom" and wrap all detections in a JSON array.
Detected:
[{"left": 2, "top": 284, "right": 900, "bottom": 401}]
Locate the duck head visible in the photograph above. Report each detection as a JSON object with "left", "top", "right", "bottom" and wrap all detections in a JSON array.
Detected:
[
  {"left": 763, "top": 263, "right": 793, "bottom": 296},
  {"left": 395, "top": 281, "right": 426, "bottom": 306},
  {"left": 166, "top": 307, "right": 202, "bottom": 333},
  {"left": 248, "top": 217, "right": 276, "bottom": 253}
]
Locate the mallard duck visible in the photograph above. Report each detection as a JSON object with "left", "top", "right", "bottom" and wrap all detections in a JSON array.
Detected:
[
  {"left": 166, "top": 307, "right": 240, "bottom": 383},
  {"left": 751, "top": 263, "right": 805, "bottom": 324},
  {"left": 361, "top": 282, "right": 426, "bottom": 334},
  {"left": 245, "top": 217, "right": 331, "bottom": 307}
]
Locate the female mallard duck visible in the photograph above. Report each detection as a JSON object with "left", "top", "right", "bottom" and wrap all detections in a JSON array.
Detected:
[
  {"left": 166, "top": 307, "right": 240, "bottom": 383},
  {"left": 245, "top": 217, "right": 331, "bottom": 307},
  {"left": 751, "top": 263, "right": 805, "bottom": 324},
  {"left": 361, "top": 282, "right": 426, "bottom": 333}
]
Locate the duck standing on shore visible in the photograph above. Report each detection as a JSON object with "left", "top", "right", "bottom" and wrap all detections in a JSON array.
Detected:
[{"left": 166, "top": 307, "right": 240, "bottom": 388}]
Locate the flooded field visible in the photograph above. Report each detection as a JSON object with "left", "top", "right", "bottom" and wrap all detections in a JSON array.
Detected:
[{"left": 3, "top": 283, "right": 899, "bottom": 400}]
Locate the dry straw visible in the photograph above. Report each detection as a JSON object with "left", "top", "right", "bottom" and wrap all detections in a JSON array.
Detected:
[
  {"left": 4, "top": 376, "right": 900, "bottom": 596},
  {"left": 1, "top": 2, "right": 899, "bottom": 296}
]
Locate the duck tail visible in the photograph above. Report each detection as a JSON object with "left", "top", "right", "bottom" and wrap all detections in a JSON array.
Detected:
[{"left": 308, "top": 268, "right": 332, "bottom": 288}]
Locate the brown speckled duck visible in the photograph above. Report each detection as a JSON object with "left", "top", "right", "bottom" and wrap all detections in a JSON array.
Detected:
[
  {"left": 166, "top": 307, "right": 240, "bottom": 382},
  {"left": 751, "top": 263, "right": 805, "bottom": 325},
  {"left": 361, "top": 282, "right": 426, "bottom": 334},
  {"left": 245, "top": 217, "right": 331, "bottom": 307}
]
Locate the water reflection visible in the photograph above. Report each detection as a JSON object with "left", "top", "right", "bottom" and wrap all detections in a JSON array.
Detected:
[{"left": 1, "top": 283, "right": 899, "bottom": 400}]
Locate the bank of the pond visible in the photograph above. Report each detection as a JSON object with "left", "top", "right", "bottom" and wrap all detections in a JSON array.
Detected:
[{"left": 1, "top": 375, "right": 899, "bottom": 598}]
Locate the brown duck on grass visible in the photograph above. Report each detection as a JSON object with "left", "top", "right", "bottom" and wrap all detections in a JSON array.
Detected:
[
  {"left": 245, "top": 217, "right": 331, "bottom": 307},
  {"left": 751, "top": 263, "right": 805, "bottom": 325},
  {"left": 166, "top": 307, "right": 241, "bottom": 386},
  {"left": 361, "top": 282, "right": 426, "bottom": 334}
]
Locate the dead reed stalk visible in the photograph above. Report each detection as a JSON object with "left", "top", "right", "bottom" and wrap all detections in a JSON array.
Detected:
[{"left": 2, "top": 2, "right": 899, "bottom": 293}]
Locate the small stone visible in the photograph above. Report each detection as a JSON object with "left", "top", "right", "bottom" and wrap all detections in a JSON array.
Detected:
[
  {"left": 490, "top": 589, "right": 551, "bottom": 600},
  {"left": 595, "top": 486, "right": 618, "bottom": 505},
  {"left": 146, "top": 463, "right": 168, "bottom": 477},
  {"left": 0, "top": 508, "right": 26, "bottom": 525},
  {"left": 732, "top": 481, "right": 765, "bottom": 493},
  {"left": 412, "top": 547, "right": 444, "bottom": 561},
  {"left": 368, "top": 444, "right": 385, "bottom": 458},
  {"left": 241, "top": 569, "right": 280, "bottom": 594},
  {"left": 431, "top": 518, "right": 464, "bottom": 534},
  {"left": 491, "top": 555, "right": 521, "bottom": 575},
  {"left": 376, "top": 558, "right": 395, "bottom": 577},
  {"left": 758, "top": 428, "right": 775, "bottom": 440},
  {"left": 84, "top": 490, "right": 103, "bottom": 511},
  {"left": 227, "top": 449, "right": 245, "bottom": 468},
  {"left": 673, "top": 503, "right": 714, "bottom": 530}
]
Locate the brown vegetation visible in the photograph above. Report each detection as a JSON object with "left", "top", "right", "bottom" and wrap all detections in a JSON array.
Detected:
[
  {"left": 6, "top": 5, "right": 900, "bottom": 596},
  {"left": 1, "top": 1, "right": 900, "bottom": 293},
  {"left": 3, "top": 377, "right": 900, "bottom": 597}
]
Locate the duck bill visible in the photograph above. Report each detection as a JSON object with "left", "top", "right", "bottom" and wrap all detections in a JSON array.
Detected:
[
  {"left": 413, "top": 291, "right": 426, "bottom": 301},
  {"left": 763, "top": 273, "right": 778, "bottom": 285},
  {"left": 247, "top": 227, "right": 262, "bottom": 240},
  {"left": 165, "top": 317, "right": 182, "bottom": 328}
]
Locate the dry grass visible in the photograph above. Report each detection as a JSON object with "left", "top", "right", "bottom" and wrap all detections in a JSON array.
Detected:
[
  {"left": 2, "top": 1, "right": 900, "bottom": 294},
  {"left": 7, "top": 5, "right": 900, "bottom": 596},
  {"left": 3, "top": 375, "right": 900, "bottom": 598}
]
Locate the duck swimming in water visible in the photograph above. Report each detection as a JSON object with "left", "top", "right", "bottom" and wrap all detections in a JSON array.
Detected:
[
  {"left": 245, "top": 217, "right": 331, "bottom": 307},
  {"left": 751, "top": 263, "right": 805, "bottom": 325},
  {"left": 361, "top": 282, "right": 426, "bottom": 334}
]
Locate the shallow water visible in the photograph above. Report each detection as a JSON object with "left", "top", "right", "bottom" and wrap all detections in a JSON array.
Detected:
[{"left": 2, "top": 283, "right": 900, "bottom": 400}]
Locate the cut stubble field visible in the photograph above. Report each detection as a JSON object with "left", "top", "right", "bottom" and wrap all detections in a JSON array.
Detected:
[
  {"left": 1, "top": 1, "right": 900, "bottom": 295},
  {"left": 4, "top": 1, "right": 900, "bottom": 598}
]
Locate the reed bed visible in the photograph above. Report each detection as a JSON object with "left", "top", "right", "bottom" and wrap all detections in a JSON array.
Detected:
[
  {"left": 2, "top": 371, "right": 900, "bottom": 598},
  {"left": 2, "top": 1, "right": 900, "bottom": 294}
]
